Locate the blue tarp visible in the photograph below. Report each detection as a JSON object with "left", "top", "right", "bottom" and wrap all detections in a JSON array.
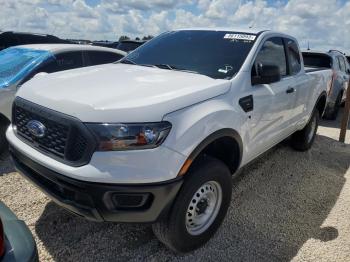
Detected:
[{"left": 0, "top": 47, "right": 53, "bottom": 88}]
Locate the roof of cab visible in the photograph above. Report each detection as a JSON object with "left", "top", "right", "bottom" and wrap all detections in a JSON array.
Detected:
[{"left": 13, "top": 44, "right": 126, "bottom": 55}]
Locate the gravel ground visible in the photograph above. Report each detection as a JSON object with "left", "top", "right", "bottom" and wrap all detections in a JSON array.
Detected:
[{"left": 0, "top": 109, "right": 349, "bottom": 262}]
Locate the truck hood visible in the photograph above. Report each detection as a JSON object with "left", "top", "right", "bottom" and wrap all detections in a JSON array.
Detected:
[{"left": 17, "top": 63, "right": 230, "bottom": 122}]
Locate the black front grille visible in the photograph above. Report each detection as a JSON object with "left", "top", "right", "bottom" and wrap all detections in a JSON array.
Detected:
[
  {"left": 15, "top": 105, "right": 69, "bottom": 157},
  {"left": 13, "top": 97, "right": 96, "bottom": 166}
]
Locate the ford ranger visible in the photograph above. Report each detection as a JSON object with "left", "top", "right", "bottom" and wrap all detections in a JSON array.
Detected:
[{"left": 6, "top": 29, "right": 328, "bottom": 253}]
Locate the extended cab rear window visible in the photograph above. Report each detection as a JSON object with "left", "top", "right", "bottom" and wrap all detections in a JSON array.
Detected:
[
  {"left": 302, "top": 53, "right": 332, "bottom": 69},
  {"left": 123, "top": 30, "right": 257, "bottom": 79}
]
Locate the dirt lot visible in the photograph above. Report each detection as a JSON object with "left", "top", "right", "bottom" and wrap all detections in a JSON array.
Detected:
[{"left": 0, "top": 110, "right": 349, "bottom": 262}]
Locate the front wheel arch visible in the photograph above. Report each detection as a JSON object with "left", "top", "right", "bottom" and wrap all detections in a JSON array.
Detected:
[{"left": 179, "top": 128, "right": 243, "bottom": 176}]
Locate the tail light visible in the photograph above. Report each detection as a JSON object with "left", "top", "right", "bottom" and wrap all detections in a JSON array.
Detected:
[{"left": 0, "top": 217, "right": 4, "bottom": 258}]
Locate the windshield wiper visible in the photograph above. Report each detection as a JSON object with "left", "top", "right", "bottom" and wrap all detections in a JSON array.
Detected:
[
  {"left": 119, "top": 59, "right": 157, "bottom": 69},
  {"left": 139, "top": 64, "right": 158, "bottom": 68},
  {"left": 154, "top": 64, "right": 201, "bottom": 75},
  {"left": 120, "top": 61, "right": 202, "bottom": 76},
  {"left": 154, "top": 64, "right": 174, "bottom": 70},
  {"left": 119, "top": 58, "right": 136, "bottom": 65},
  {"left": 174, "top": 68, "right": 202, "bottom": 75}
]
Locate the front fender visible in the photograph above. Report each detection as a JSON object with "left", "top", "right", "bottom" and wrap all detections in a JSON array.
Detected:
[{"left": 163, "top": 95, "right": 245, "bottom": 159}]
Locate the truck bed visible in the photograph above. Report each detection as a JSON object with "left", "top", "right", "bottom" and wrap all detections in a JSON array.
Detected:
[{"left": 305, "top": 67, "right": 333, "bottom": 95}]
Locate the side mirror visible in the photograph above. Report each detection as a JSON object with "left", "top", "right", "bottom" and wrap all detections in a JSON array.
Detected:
[{"left": 252, "top": 63, "right": 281, "bottom": 85}]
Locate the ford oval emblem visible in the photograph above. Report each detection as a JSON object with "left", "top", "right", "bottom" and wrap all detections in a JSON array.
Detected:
[{"left": 26, "top": 120, "right": 47, "bottom": 138}]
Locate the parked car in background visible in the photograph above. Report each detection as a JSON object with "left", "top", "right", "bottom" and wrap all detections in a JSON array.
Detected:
[
  {"left": 0, "top": 44, "right": 126, "bottom": 154},
  {"left": 0, "top": 31, "right": 70, "bottom": 51},
  {"left": 116, "top": 40, "right": 146, "bottom": 52},
  {"left": 0, "top": 201, "right": 38, "bottom": 261},
  {"left": 7, "top": 29, "right": 328, "bottom": 252},
  {"left": 302, "top": 50, "right": 350, "bottom": 119},
  {"left": 92, "top": 41, "right": 119, "bottom": 49}
]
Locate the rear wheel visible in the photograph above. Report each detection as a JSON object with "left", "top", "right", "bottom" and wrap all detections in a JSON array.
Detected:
[
  {"left": 152, "top": 156, "right": 232, "bottom": 253},
  {"left": 324, "top": 92, "right": 342, "bottom": 120},
  {"left": 290, "top": 109, "right": 319, "bottom": 151}
]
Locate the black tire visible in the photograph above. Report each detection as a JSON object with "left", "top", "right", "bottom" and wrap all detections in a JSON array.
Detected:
[
  {"left": 291, "top": 109, "right": 319, "bottom": 151},
  {"left": 152, "top": 156, "right": 232, "bottom": 253},
  {"left": 324, "top": 92, "right": 342, "bottom": 120},
  {"left": 0, "top": 122, "right": 9, "bottom": 155}
]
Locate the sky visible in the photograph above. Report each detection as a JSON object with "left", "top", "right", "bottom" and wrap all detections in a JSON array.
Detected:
[{"left": 0, "top": 0, "right": 349, "bottom": 53}]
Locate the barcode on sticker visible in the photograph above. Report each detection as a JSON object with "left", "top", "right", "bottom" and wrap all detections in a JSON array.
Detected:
[{"left": 224, "top": 34, "right": 256, "bottom": 41}]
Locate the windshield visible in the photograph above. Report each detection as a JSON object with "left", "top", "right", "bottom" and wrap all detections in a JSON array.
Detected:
[
  {"left": 122, "top": 30, "right": 257, "bottom": 79},
  {"left": 0, "top": 47, "right": 52, "bottom": 88}
]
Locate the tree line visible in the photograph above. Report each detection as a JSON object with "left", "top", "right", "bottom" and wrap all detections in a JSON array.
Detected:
[{"left": 118, "top": 35, "right": 154, "bottom": 41}]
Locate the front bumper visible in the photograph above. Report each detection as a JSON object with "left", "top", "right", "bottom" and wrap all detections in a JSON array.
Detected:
[
  {"left": 0, "top": 202, "right": 38, "bottom": 262},
  {"left": 10, "top": 146, "right": 183, "bottom": 223},
  {"left": 7, "top": 126, "right": 186, "bottom": 184}
]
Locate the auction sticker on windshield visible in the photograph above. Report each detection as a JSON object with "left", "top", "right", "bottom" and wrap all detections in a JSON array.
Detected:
[{"left": 224, "top": 34, "right": 256, "bottom": 41}]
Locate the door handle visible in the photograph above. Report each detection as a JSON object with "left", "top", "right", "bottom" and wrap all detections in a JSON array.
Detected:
[{"left": 286, "top": 87, "right": 295, "bottom": 94}]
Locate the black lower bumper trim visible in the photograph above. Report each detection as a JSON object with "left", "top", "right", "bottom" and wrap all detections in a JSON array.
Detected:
[{"left": 10, "top": 146, "right": 183, "bottom": 223}]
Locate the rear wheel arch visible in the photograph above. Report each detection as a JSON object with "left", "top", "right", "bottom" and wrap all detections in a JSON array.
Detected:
[
  {"left": 180, "top": 128, "right": 243, "bottom": 176},
  {"left": 315, "top": 91, "right": 327, "bottom": 117}
]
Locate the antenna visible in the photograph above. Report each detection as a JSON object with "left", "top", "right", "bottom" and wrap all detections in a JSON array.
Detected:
[
  {"left": 249, "top": 13, "right": 257, "bottom": 29},
  {"left": 307, "top": 41, "right": 310, "bottom": 51}
]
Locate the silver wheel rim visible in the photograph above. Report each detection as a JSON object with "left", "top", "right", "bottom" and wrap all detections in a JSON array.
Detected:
[
  {"left": 185, "top": 181, "right": 222, "bottom": 236},
  {"left": 308, "top": 115, "right": 317, "bottom": 143}
]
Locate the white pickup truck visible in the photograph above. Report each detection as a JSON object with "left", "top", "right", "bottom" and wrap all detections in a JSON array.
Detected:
[{"left": 7, "top": 29, "right": 329, "bottom": 253}]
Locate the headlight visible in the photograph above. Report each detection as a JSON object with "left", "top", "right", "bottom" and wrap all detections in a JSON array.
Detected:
[{"left": 86, "top": 122, "right": 172, "bottom": 151}]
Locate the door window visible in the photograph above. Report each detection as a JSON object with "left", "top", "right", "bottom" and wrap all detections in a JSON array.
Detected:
[
  {"left": 41, "top": 51, "right": 84, "bottom": 73},
  {"left": 285, "top": 39, "right": 301, "bottom": 75},
  {"left": 253, "top": 37, "right": 287, "bottom": 77}
]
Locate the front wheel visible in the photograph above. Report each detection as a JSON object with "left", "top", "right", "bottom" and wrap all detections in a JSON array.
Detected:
[
  {"left": 152, "top": 156, "right": 232, "bottom": 253},
  {"left": 290, "top": 109, "right": 319, "bottom": 151}
]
